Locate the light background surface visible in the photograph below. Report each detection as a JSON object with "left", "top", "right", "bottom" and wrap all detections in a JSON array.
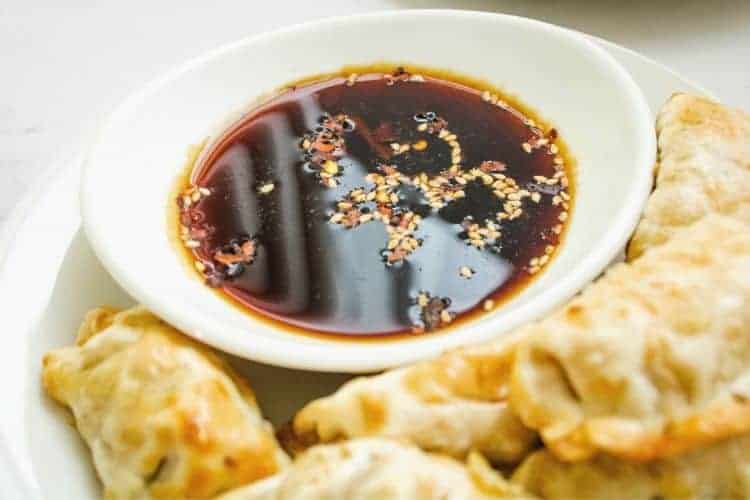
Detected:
[{"left": 1, "top": 0, "right": 749, "bottom": 228}]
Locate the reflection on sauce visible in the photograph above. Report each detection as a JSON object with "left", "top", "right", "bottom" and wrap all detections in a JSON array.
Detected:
[{"left": 176, "top": 67, "right": 573, "bottom": 337}]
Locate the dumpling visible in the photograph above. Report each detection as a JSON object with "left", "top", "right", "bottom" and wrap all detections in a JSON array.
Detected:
[
  {"left": 290, "top": 338, "right": 537, "bottom": 464},
  {"left": 511, "top": 214, "right": 750, "bottom": 462},
  {"left": 627, "top": 94, "right": 750, "bottom": 260},
  {"left": 512, "top": 434, "right": 750, "bottom": 500},
  {"left": 42, "top": 306, "right": 288, "bottom": 500},
  {"left": 291, "top": 96, "right": 750, "bottom": 467},
  {"left": 217, "top": 438, "right": 534, "bottom": 499}
]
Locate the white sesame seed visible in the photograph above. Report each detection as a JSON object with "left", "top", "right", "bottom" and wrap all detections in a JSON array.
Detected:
[
  {"left": 440, "top": 310, "right": 453, "bottom": 324},
  {"left": 258, "top": 182, "right": 275, "bottom": 194},
  {"left": 185, "top": 240, "right": 200, "bottom": 248},
  {"left": 483, "top": 299, "right": 495, "bottom": 311}
]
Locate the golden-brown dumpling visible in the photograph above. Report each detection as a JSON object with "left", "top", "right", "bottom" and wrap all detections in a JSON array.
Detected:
[
  {"left": 42, "top": 306, "right": 288, "bottom": 500},
  {"left": 289, "top": 95, "right": 750, "bottom": 467},
  {"left": 218, "top": 438, "right": 534, "bottom": 499},
  {"left": 627, "top": 94, "right": 750, "bottom": 260},
  {"left": 511, "top": 215, "right": 750, "bottom": 462},
  {"left": 512, "top": 435, "right": 750, "bottom": 500},
  {"left": 291, "top": 338, "right": 537, "bottom": 464}
]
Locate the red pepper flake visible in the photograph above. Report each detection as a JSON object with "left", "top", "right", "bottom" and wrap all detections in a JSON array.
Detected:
[{"left": 479, "top": 160, "right": 507, "bottom": 173}]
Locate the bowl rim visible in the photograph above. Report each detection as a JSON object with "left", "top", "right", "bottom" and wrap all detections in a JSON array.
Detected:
[{"left": 81, "top": 9, "right": 656, "bottom": 372}]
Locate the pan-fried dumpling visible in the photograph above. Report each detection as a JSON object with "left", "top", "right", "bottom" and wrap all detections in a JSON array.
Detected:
[
  {"left": 42, "top": 306, "right": 288, "bottom": 500},
  {"left": 291, "top": 339, "right": 537, "bottom": 464},
  {"left": 292, "top": 95, "right": 750, "bottom": 467},
  {"left": 512, "top": 434, "right": 750, "bottom": 500},
  {"left": 627, "top": 94, "right": 750, "bottom": 260},
  {"left": 217, "top": 438, "right": 534, "bottom": 499},
  {"left": 511, "top": 215, "right": 750, "bottom": 462}
]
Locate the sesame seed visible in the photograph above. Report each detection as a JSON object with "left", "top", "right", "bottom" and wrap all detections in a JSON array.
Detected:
[
  {"left": 545, "top": 245, "right": 555, "bottom": 255},
  {"left": 550, "top": 144, "right": 559, "bottom": 154},
  {"left": 185, "top": 240, "right": 200, "bottom": 248},
  {"left": 531, "top": 192, "right": 542, "bottom": 203},
  {"left": 481, "top": 90, "right": 491, "bottom": 101},
  {"left": 539, "top": 255, "right": 550, "bottom": 265},
  {"left": 440, "top": 310, "right": 453, "bottom": 324},
  {"left": 258, "top": 182, "right": 276, "bottom": 194},
  {"left": 417, "top": 123, "right": 428, "bottom": 132},
  {"left": 558, "top": 211, "right": 568, "bottom": 222},
  {"left": 322, "top": 160, "right": 339, "bottom": 175},
  {"left": 522, "top": 143, "right": 532, "bottom": 153},
  {"left": 198, "top": 187, "right": 211, "bottom": 196},
  {"left": 483, "top": 299, "right": 495, "bottom": 311},
  {"left": 413, "top": 139, "right": 428, "bottom": 151},
  {"left": 459, "top": 266, "right": 474, "bottom": 278}
]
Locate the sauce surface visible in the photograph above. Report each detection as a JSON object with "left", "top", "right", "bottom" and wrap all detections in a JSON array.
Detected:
[{"left": 177, "top": 68, "right": 572, "bottom": 337}]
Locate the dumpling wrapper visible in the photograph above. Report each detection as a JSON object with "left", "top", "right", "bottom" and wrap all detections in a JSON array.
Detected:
[
  {"left": 511, "top": 214, "right": 750, "bottom": 462},
  {"left": 627, "top": 93, "right": 750, "bottom": 260},
  {"left": 42, "top": 306, "right": 288, "bottom": 500},
  {"left": 217, "top": 438, "right": 533, "bottom": 500},
  {"left": 291, "top": 338, "right": 537, "bottom": 464},
  {"left": 512, "top": 435, "right": 750, "bottom": 500}
]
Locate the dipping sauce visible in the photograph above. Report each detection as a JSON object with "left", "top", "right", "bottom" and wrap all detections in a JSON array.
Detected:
[{"left": 176, "top": 67, "right": 572, "bottom": 337}]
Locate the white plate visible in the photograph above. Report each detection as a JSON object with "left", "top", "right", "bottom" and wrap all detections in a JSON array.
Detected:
[{"left": 0, "top": 35, "right": 710, "bottom": 499}]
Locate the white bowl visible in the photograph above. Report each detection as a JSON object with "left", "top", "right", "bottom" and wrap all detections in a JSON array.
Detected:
[{"left": 81, "top": 10, "right": 655, "bottom": 373}]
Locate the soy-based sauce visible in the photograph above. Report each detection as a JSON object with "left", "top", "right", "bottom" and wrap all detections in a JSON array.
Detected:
[{"left": 177, "top": 68, "right": 572, "bottom": 337}]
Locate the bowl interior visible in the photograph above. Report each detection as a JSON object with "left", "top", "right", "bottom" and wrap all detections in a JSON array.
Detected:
[{"left": 81, "top": 11, "right": 654, "bottom": 372}]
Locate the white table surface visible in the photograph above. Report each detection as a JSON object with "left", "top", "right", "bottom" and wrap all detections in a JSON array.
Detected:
[{"left": 2, "top": 0, "right": 749, "bottom": 230}]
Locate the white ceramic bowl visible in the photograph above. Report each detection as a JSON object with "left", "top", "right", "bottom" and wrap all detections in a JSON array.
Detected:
[{"left": 81, "top": 10, "right": 655, "bottom": 373}]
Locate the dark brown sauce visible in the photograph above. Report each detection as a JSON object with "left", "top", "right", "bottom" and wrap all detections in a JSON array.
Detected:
[{"left": 177, "top": 68, "right": 573, "bottom": 338}]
